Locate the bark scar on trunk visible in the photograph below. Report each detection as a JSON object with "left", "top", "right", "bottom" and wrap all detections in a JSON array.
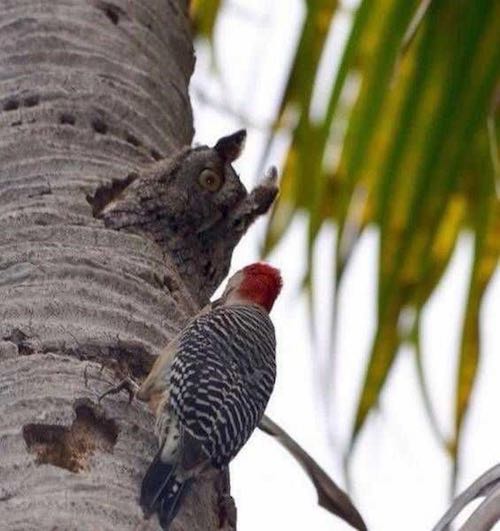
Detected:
[
  {"left": 87, "top": 172, "right": 139, "bottom": 216},
  {"left": 22, "top": 399, "right": 119, "bottom": 473}
]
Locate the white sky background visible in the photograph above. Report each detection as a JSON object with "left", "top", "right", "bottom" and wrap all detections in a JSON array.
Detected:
[{"left": 190, "top": 1, "right": 500, "bottom": 529}]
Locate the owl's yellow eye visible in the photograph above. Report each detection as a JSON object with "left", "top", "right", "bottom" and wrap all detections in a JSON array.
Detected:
[{"left": 198, "top": 169, "right": 223, "bottom": 192}]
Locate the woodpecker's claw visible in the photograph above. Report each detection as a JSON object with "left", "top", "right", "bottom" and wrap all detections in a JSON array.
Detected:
[{"left": 98, "top": 377, "right": 139, "bottom": 404}]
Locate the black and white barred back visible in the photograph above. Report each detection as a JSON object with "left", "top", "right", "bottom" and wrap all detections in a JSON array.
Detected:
[{"left": 170, "top": 303, "right": 276, "bottom": 468}]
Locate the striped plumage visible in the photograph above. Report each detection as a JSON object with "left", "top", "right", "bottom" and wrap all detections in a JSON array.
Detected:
[
  {"left": 171, "top": 303, "right": 276, "bottom": 468},
  {"left": 138, "top": 262, "right": 282, "bottom": 529}
]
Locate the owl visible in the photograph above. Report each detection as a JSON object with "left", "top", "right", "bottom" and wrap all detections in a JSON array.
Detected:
[{"left": 95, "top": 130, "right": 278, "bottom": 303}]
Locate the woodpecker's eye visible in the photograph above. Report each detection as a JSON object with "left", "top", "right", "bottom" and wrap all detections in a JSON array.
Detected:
[{"left": 198, "top": 169, "right": 223, "bottom": 192}]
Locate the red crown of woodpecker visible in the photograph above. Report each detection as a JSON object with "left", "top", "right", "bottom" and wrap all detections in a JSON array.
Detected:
[{"left": 238, "top": 262, "right": 282, "bottom": 312}]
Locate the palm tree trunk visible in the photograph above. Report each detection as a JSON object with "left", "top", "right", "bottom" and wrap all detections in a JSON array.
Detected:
[{"left": 0, "top": 1, "right": 239, "bottom": 529}]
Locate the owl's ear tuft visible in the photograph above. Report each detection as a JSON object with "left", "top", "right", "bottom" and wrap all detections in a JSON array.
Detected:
[{"left": 214, "top": 130, "right": 246, "bottom": 162}]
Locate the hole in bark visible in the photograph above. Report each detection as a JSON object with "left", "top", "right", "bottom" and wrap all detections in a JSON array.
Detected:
[
  {"left": 109, "top": 344, "right": 155, "bottom": 380},
  {"left": 3, "top": 99, "right": 19, "bottom": 111},
  {"left": 59, "top": 113, "right": 76, "bottom": 125},
  {"left": 23, "top": 400, "right": 119, "bottom": 473},
  {"left": 10, "top": 120, "right": 22, "bottom": 127},
  {"left": 17, "top": 342, "right": 34, "bottom": 355},
  {"left": 86, "top": 171, "right": 138, "bottom": 216},
  {"left": 2, "top": 328, "right": 35, "bottom": 355},
  {"left": 125, "top": 133, "right": 140, "bottom": 147},
  {"left": 23, "top": 95, "right": 39, "bottom": 107},
  {"left": 92, "top": 118, "right": 108, "bottom": 134},
  {"left": 150, "top": 148, "right": 162, "bottom": 161},
  {"left": 68, "top": 343, "right": 154, "bottom": 380},
  {"left": 104, "top": 5, "right": 120, "bottom": 24}
]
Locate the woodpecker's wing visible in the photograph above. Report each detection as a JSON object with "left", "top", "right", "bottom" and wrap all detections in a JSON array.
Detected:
[
  {"left": 137, "top": 302, "right": 216, "bottom": 403},
  {"left": 170, "top": 303, "right": 276, "bottom": 469}
]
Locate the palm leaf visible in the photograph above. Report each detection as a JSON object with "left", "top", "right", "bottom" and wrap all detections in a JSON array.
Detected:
[
  {"left": 190, "top": 0, "right": 222, "bottom": 40},
  {"left": 192, "top": 0, "right": 500, "bottom": 490}
]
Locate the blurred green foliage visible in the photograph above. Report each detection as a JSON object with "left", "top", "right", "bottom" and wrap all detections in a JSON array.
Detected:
[{"left": 191, "top": 0, "right": 500, "bottom": 487}]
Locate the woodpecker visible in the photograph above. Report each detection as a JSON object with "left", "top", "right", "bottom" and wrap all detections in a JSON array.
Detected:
[{"left": 136, "top": 262, "right": 282, "bottom": 529}]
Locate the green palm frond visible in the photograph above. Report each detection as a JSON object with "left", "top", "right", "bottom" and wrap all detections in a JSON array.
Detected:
[{"left": 192, "top": 0, "right": 500, "bottom": 486}]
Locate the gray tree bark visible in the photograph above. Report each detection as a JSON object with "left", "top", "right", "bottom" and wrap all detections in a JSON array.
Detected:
[{"left": 0, "top": 1, "right": 258, "bottom": 529}]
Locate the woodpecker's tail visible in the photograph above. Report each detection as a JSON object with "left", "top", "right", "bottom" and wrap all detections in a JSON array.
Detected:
[{"left": 140, "top": 452, "right": 192, "bottom": 529}]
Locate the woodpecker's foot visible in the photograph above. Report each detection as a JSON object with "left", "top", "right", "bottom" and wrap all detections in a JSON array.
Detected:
[{"left": 98, "top": 376, "right": 139, "bottom": 404}]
